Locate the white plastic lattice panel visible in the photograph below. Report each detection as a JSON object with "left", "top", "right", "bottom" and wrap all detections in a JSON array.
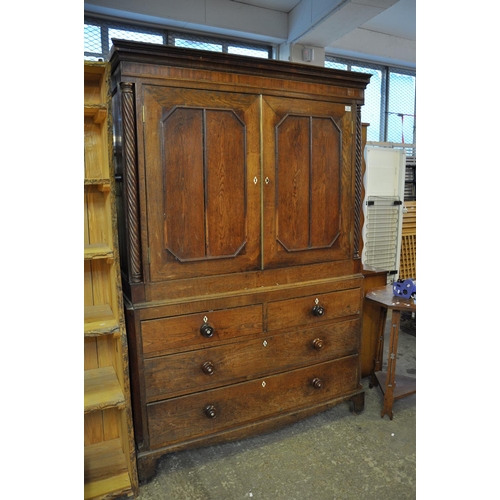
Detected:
[
  {"left": 363, "top": 196, "right": 401, "bottom": 271},
  {"left": 362, "top": 146, "right": 406, "bottom": 275}
]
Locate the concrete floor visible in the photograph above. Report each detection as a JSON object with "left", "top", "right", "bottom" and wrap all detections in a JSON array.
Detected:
[{"left": 129, "top": 312, "right": 416, "bottom": 500}]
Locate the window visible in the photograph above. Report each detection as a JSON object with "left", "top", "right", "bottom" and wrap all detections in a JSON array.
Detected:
[
  {"left": 84, "top": 17, "right": 272, "bottom": 61},
  {"left": 174, "top": 37, "right": 222, "bottom": 53},
  {"left": 108, "top": 28, "right": 164, "bottom": 50},
  {"left": 84, "top": 17, "right": 414, "bottom": 145},
  {"left": 387, "top": 70, "right": 416, "bottom": 144},
  {"left": 169, "top": 32, "right": 271, "bottom": 58},
  {"left": 84, "top": 19, "right": 166, "bottom": 60},
  {"left": 326, "top": 56, "right": 416, "bottom": 145}
]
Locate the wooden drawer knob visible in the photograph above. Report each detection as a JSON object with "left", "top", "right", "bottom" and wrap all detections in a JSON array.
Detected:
[
  {"left": 312, "top": 338, "right": 324, "bottom": 350},
  {"left": 201, "top": 361, "right": 215, "bottom": 375},
  {"left": 311, "top": 377, "right": 323, "bottom": 389},
  {"left": 204, "top": 404, "right": 217, "bottom": 419},
  {"left": 312, "top": 305, "right": 325, "bottom": 317},
  {"left": 200, "top": 324, "right": 215, "bottom": 338}
]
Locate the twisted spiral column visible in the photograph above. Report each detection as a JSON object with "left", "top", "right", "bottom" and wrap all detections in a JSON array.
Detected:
[
  {"left": 353, "top": 105, "right": 362, "bottom": 260},
  {"left": 120, "top": 82, "right": 143, "bottom": 282}
]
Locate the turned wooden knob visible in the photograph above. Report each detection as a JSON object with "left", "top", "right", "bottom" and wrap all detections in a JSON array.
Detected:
[
  {"left": 204, "top": 404, "right": 217, "bottom": 419},
  {"left": 312, "top": 338, "right": 324, "bottom": 350},
  {"left": 311, "top": 377, "right": 323, "bottom": 389},
  {"left": 312, "top": 305, "right": 325, "bottom": 317},
  {"left": 200, "top": 324, "right": 215, "bottom": 338},
  {"left": 201, "top": 361, "right": 215, "bottom": 375}
]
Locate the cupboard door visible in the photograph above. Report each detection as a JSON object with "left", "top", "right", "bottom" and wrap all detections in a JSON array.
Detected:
[
  {"left": 262, "top": 96, "right": 354, "bottom": 268},
  {"left": 143, "top": 86, "right": 261, "bottom": 281}
]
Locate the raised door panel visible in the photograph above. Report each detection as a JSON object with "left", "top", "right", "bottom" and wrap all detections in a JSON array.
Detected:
[
  {"left": 262, "top": 96, "right": 354, "bottom": 268},
  {"left": 143, "top": 86, "right": 261, "bottom": 281}
]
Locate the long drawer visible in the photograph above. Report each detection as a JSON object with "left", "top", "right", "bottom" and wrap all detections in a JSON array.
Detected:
[
  {"left": 267, "top": 288, "right": 361, "bottom": 332},
  {"left": 141, "top": 304, "right": 263, "bottom": 357},
  {"left": 147, "top": 355, "right": 360, "bottom": 449},
  {"left": 144, "top": 319, "right": 360, "bottom": 401}
]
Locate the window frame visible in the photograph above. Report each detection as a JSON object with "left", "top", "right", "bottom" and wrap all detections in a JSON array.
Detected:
[
  {"left": 325, "top": 55, "right": 416, "bottom": 144},
  {"left": 84, "top": 16, "right": 415, "bottom": 145},
  {"left": 84, "top": 16, "right": 273, "bottom": 61}
]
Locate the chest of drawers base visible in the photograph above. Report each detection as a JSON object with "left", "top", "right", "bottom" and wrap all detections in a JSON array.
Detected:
[
  {"left": 137, "top": 387, "right": 364, "bottom": 482},
  {"left": 125, "top": 279, "right": 365, "bottom": 483}
]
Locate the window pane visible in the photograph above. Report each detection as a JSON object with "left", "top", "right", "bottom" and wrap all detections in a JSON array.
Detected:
[
  {"left": 175, "top": 38, "right": 222, "bottom": 52},
  {"left": 109, "top": 29, "right": 163, "bottom": 50},
  {"left": 84, "top": 24, "right": 101, "bottom": 55},
  {"left": 228, "top": 46, "right": 268, "bottom": 58},
  {"left": 352, "top": 66, "right": 382, "bottom": 142},
  {"left": 325, "top": 61, "right": 348, "bottom": 71},
  {"left": 387, "top": 71, "right": 416, "bottom": 144}
]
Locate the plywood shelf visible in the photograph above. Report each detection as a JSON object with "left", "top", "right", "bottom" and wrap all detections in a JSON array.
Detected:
[
  {"left": 84, "top": 304, "right": 120, "bottom": 337},
  {"left": 84, "top": 439, "right": 133, "bottom": 500},
  {"left": 84, "top": 243, "right": 114, "bottom": 261},
  {"left": 84, "top": 367, "right": 125, "bottom": 413}
]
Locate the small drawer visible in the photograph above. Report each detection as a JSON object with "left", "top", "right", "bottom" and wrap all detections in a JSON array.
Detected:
[
  {"left": 267, "top": 288, "right": 361, "bottom": 332},
  {"left": 147, "top": 355, "right": 360, "bottom": 449},
  {"left": 141, "top": 305, "right": 263, "bottom": 357},
  {"left": 144, "top": 319, "right": 360, "bottom": 401}
]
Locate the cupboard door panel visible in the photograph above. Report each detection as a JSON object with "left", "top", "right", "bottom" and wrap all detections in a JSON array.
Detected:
[
  {"left": 143, "top": 86, "right": 261, "bottom": 281},
  {"left": 310, "top": 117, "right": 341, "bottom": 247},
  {"left": 163, "top": 108, "right": 206, "bottom": 261},
  {"left": 276, "top": 115, "right": 311, "bottom": 251},
  {"left": 262, "top": 96, "right": 353, "bottom": 268},
  {"left": 205, "top": 110, "right": 246, "bottom": 258}
]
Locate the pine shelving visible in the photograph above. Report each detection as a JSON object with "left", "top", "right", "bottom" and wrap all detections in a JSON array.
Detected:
[{"left": 84, "top": 61, "right": 138, "bottom": 499}]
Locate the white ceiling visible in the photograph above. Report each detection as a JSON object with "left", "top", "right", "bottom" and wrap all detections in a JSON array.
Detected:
[{"left": 84, "top": 0, "right": 416, "bottom": 68}]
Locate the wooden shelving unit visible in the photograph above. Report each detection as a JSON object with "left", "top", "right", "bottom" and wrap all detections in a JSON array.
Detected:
[
  {"left": 399, "top": 200, "right": 416, "bottom": 280},
  {"left": 84, "top": 61, "right": 138, "bottom": 499}
]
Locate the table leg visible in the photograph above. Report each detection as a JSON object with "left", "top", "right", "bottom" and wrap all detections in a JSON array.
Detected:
[
  {"left": 369, "top": 306, "right": 387, "bottom": 389},
  {"left": 381, "top": 309, "right": 401, "bottom": 420}
]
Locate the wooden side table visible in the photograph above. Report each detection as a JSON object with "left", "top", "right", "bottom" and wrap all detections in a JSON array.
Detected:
[{"left": 365, "top": 284, "right": 416, "bottom": 419}]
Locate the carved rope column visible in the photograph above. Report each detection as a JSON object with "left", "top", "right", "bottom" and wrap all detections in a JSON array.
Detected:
[
  {"left": 353, "top": 105, "right": 362, "bottom": 260},
  {"left": 120, "top": 82, "right": 143, "bottom": 282}
]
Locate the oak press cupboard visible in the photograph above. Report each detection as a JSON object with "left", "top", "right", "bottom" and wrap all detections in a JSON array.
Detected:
[{"left": 109, "top": 39, "right": 371, "bottom": 482}]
